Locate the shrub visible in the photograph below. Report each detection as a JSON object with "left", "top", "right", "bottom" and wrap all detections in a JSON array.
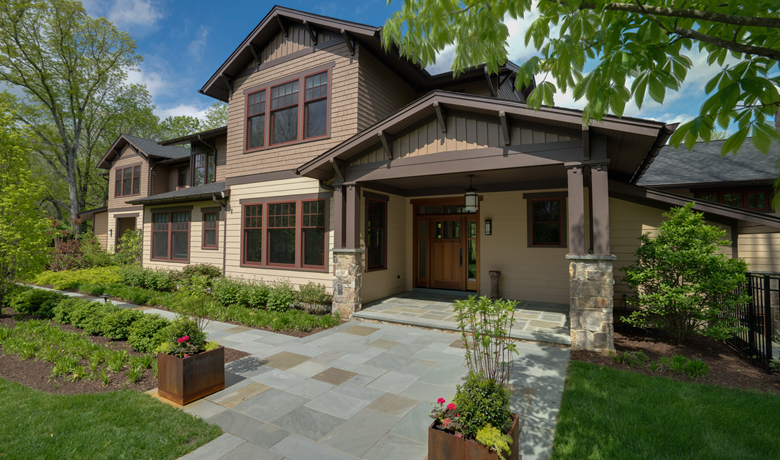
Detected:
[
  {"left": 115, "top": 228, "right": 143, "bottom": 265},
  {"left": 453, "top": 371, "right": 512, "bottom": 439},
  {"left": 34, "top": 266, "right": 122, "bottom": 290},
  {"left": 120, "top": 266, "right": 176, "bottom": 292},
  {"left": 247, "top": 281, "right": 270, "bottom": 308},
  {"left": 10, "top": 289, "right": 65, "bottom": 318},
  {"left": 267, "top": 279, "right": 296, "bottom": 312},
  {"left": 2, "top": 285, "right": 31, "bottom": 311},
  {"left": 476, "top": 424, "right": 512, "bottom": 460},
  {"left": 181, "top": 263, "right": 222, "bottom": 283},
  {"left": 156, "top": 317, "right": 207, "bottom": 357},
  {"left": 127, "top": 314, "right": 171, "bottom": 353},
  {"left": 69, "top": 300, "right": 106, "bottom": 330},
  {"left": 49, "top": 238, "right": 82, "bottom": 272},
  {"left": 78, "top": 232, "right": 114, "bottom": 268},
  {"left": 297, "top": 282, "right": 330, "bottom": 305},
  {"left": 621, "top": 203, "right": 750, "bottom": 343},
  {"left": 100, "top": 308, "right": 144, "bottom": 340},
  {"left": 52, "top": 298, "right": 93, "bottom": 324},
  {"left": 212, "top": 277, "right": 250, "bottom": 307},
  {"left": 610, "top": 350, "right": 650, "bottom": 368}
]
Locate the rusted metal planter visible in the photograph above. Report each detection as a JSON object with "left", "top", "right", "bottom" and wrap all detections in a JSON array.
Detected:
[
  {"left": 428, "top": 413, "right": 520, "bottom": 460},
  {"left": 157, "top": 346, "right": 225, "bottom": 405}
]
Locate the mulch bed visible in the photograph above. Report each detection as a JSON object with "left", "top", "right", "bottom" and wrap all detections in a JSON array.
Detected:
[
  {"left": 0, "top": 309, "right": 249, "bottom": 395},
  {"left": 571, "top": 321, "right": 780, "bottom": 395}
]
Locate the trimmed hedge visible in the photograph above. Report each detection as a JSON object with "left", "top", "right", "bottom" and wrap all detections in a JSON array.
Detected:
[{"left": 33, "top": 266, "right": 122, "bottom": 290}]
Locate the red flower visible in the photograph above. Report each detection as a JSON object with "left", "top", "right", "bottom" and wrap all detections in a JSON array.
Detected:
[
  {"left": 446, "top": 403, "right": 456, "bottom": 411},
  {"left": 442, "top": 418, "right": 451, "bottom": 427},
  {"left": 456, "top": 433, "right": 463, "bottom": 438},
  {"left": 437, "top": 398, "right": 446, "bottom": 404},
  {"left": 183, "top": 335, "right": 189, "bottom": 341},
  {"left": 177, "top": 337, "right": 185, "bottom": 343}
]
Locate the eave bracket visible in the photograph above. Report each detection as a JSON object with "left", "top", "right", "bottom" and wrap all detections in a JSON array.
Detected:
[
  {"left": 499, "top": 111, "right": 510, "bottom": 146},
  {"left": 378, "top": 131, "right": 393, "bottom": 160},
  {"left": 433, "top": 102, "right": 446, "bottom": 133}
]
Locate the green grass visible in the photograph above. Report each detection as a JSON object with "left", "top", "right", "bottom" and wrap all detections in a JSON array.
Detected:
[
  {"left": 0, "top": 378, "right": 221, "bottom": 459},
  {"left": 552, "top": 361, "right": 780, "bottom": 460}
]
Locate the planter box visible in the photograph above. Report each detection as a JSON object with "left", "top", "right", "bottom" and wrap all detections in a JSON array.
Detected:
[
  {"left": 157, "top": 346, "right": 225, "bottom": 405},
  {"left": 428, "top": 413, "right": 520, "bottom": 460}
]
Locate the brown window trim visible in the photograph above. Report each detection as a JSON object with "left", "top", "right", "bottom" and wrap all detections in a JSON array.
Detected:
[
  {"left": 114, "top": 163, "right": 143, "bottom": 197},
  {"left": 177, "top": 166, "right": 188, "bottom": 188},
  {"left": 242, "top": 65, "right": 332, "bottom": 154},
  {"left": 524, "top": 192, "right": 568, "bottom": 248},
  {"left": 266, "top": 200, "right": 298, "bottom": 268},
  {"left": 150, "top": 210, "right": 191, "bottom": 263},
  {"left": 239, "top": 196, "right": 329, "bottom": 272},
  {"left": 245, "top": 89, "right": 266, "bottom": 150},
  {"left": 694, "top": 188, "right": 772, "bottom": 212},
  {"left": 303, "top": 70, "right": 329, "bottom": 141},
  {"left": 242, "top": 203, "right": 264, "bottom": 267},
  {"left": 300, "top": 198, "right": 328, "bottom": 270},
  {"left": 192, "top": 151, "right": 216, "bottom": 187},
  {"left": 365, "top": 198, "right": 387, "bottom": 271},
  {"left": 202, "top": 211, "right": 219, "bottom": 250}
]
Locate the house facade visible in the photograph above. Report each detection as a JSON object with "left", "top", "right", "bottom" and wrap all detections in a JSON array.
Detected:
[{"left": 83, "top": 7, "right": 780, "bottom": 351}]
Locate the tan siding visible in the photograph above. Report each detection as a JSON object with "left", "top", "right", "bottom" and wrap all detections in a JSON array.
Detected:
[
  {"left": 610, "top": 198, "right": 733, "bottom": 303},
  {"left": 259, "top": 28, "right": 334, "bottom": 65},
  {"left": 222, "top": 178, "right": 334, "bottom": 288},
  {"left": 361, "top": 190, "right": 408, "bottom": 303},
  {"left": 107, "top": 145, "right": 149, "bottom": 209},
  {"left": 151, "top": 163, "right": 170, "bottom": 195},
  {"left": 167, "top": 164, "right": 185, "bottom": 192},
  {"left": 92, "top": 212, "right": 109, "bottom": 249},
  {"left": 106, "top": 208, "right": 142, "bottom": 252},
  {"left": 215, "top": 135, "right": 227, "bottom": 182},
  {"left": 357, "top": 49, "right": 416, "bottom": 132},
  {"left": 738, "top": 233, "right": 780, "bottom": 272},
  {"left": 349, "top": 113, "right": 580, "bottom": 165},
  {"left": 225, "top": 42, "right": 359, "bottom": 178}
]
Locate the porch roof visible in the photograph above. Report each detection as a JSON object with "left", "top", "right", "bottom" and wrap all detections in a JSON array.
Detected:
[
  {"left": 127, "top": 182, "right": 229, "bottom": 206},
  {"left": 296, "top": 91, "right": 675, "bottom": 184}
]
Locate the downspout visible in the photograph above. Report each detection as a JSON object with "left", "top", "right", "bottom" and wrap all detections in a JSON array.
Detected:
[{"left": 213, "top": 193, "right": 228, "bottom": 274}]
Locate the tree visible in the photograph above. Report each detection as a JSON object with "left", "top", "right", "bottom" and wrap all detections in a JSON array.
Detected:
[
  {"left": 383, "top": 1, "right": 780, "bottom": 155},
  {"left": 0, "top": 0, "right": 142, "bottom": 232},
  {"left": 621, "top": 203, "right": 749, "bottom": 343},
  {"left": 0, "top": 102, "right": 50, "bottom": 310}
]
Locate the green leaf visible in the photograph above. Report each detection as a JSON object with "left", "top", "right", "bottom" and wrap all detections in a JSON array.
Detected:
[
  {"left": 721, "top": 127, "right": 749, "bottom": 156},
  {"left": 648, "top": 77, "right": 666, "bottom": 104},
  {"left": 752, "top": 125, "right": 771, "bottom": 153}
]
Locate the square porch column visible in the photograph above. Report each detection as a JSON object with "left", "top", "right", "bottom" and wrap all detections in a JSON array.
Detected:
[
  {"left": 566, "top": 163, "right": 615, "bottom": 352},
  {"left": 331, "top": 184, "right": 364, "bottom": 319}
]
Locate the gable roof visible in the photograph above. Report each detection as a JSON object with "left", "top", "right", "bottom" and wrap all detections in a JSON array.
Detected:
[
  {"left": 296, "top": 90, "right": 673, "bottom": 182},
  {"left": 97, "top": 134, "right": 190, "bottom": 169},
  {"left": 199, "top": 6, "right": 521, "bottom": 102},
  {"left": 637, "top": 139, "right": 780, "bottom": 188}
]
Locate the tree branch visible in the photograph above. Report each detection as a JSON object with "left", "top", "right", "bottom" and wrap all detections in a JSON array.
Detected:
[{"left": 672, "top": 26, "right": 780, "bottom": 61}]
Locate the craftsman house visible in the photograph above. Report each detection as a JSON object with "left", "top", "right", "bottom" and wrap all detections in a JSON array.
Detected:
[{"left": 82, "top": 6, "right": 780, "bottom": 351}]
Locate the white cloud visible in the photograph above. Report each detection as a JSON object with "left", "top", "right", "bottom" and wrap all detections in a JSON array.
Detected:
[
  {"left": 187, "top": 26, "right": 209, "bottom": 61},
  {"left": 80, "top": 0, "right": 165, "bottom": 36},
  {"left": 155, "top": 103, "right": 209, "bottom": 120},
  {"left": 125, "top": 67, "right": 169, "bottom": 99}
]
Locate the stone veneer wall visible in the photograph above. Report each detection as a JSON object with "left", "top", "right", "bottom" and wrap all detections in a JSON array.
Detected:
[
  {"left": 332, "top": 250, "right": 364, "bottom": 319},
  {"left": 567, "top": 255, "right": 616, "bottom": 351}
]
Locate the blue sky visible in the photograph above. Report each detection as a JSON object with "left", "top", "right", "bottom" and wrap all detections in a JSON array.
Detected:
[{"left": 79, "top": 0, "right": 726, "bottom": 127}]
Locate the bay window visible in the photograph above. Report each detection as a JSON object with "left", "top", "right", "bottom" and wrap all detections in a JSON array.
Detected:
[{"left": 151, "top": 210, "right": 190, "bottom": 262}]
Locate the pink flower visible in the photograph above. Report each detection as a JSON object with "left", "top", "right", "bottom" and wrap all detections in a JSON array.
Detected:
[
  {"left": 442, "top": 418, "right": 451, "bottom": 427},
  {"left": 437, "top": 398, "right": 446, "bottom": 404},
  {"left": 183, "top": 335, "right": 189, "bottom": 341},
  {"left": 177, "top": 337, "right": 185, "bottom": 343},
  {"left": 456, "top": 433, "right": 463, "bottom": 438},
  {"left": 446, "top": 403, "right": 456, "bottom": 411},
  {"left": 184, "top": 354, "right": 189, "bottom": 357}
]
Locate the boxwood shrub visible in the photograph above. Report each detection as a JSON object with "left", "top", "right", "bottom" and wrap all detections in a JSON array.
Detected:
[
  {"left": 127, "top": 314, "right": 171, "bottom": 353},
  {"left": 100, "top": 309, "right": 145, "bottom": 340},
  {"left": 10, "top": 289, "right": 66, "bottom": 319}
]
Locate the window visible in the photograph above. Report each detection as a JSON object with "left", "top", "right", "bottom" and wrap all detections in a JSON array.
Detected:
[
  {"left": 531, "top": 199, "right": 563, "bottom": 246},
  {"left": 193, "top": 152, "right": 216, "bottom": 187},
  {"left": 267, "top": 202, "right": 296, "bottom": 266},
  {"left": 203, "top": 212, "right": 218, "bottom": 249},
  {"left": 240, "top": 198, "right": 328, "bottom": 271},
  {"left": 695, "top": 189, "right": 772, "bottom": 212},
  {"left": 244, "top": 69, "right": 329, "bottom": 152},
  {"left": 366, "top": 200, "right": 386, "bottom": 270},
  {"left": 246, "top": 90, "right": 265, "bottom": 149},
  {"left": 243, "top": 204, "right": 263, "bottom": 265},
  {"left": 177, "top": 167, "right": 187, "bottom": 187},
  {"left": 301, "top": 200, "right": 326, "bottom": 268},
  {"left": 304, "top": 72, "right": 328, "bottom": 139},
  {"left": 151, "top": 210, "right": 190, "bottom": 262},
  {"left": 114, "top": 164, "right": 142, "bottom": 197},
  {"left": 270, "top": 81, "right": 299, "bottom": 145}
]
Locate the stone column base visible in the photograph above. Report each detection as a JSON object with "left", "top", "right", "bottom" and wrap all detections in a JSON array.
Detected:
[
  {"left": 567, "top": 254, "right": 616, "bottom": 352},
  {"left": 332, "top": 249, "right": 364, "bottom": 319}
]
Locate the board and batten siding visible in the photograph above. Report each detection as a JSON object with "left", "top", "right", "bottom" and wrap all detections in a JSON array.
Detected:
[
  {"left": 356, "top": 49, "right": 416, "bottom": 133},
  {"left": 225, "top": 41, "right": 359, "bottom": 178},
  {"left": 258, "top": 28, "right": 335, "bottom": 66},
  {"left": 222, "top": 178, "right": 334, "bottom": 288},
  {"left": 107, "top": 145, "right": 149, "bottom": 209},
  {"left": 349, "top": 113, "right": 578, "bottom": 166},
  {"left": 361, "top": 189, "right": 408, "bottom": 304}
]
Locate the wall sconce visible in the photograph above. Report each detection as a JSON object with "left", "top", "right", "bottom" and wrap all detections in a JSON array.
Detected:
[
  {"left": 108, "top": 229, "right": 113, "bottom": 237},
  {"left": 485, "top": 219, "right": 492, "bottom": 235}
]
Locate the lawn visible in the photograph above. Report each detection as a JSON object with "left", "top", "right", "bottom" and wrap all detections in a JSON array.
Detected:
[
  {"left": 0, "top": 378, "right": 221, "bottom": 459},
  {"left": 552, "top": 361, "right": 780, "bottom": 460}
]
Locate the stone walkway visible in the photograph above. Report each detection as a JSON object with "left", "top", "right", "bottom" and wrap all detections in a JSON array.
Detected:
[
  {"left": 27, "top": 286, "right": 569, "bottom": 460},
  {"left": 355, "top": 291, "right": 571, "bottom": 346}
]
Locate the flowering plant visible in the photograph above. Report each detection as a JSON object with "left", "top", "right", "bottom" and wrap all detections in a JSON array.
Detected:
[
  {"left": 156, "top": 317, "right": 217, "bottom": 358},
  {"left": 429, "top": 397, "right": 463, "bottom": 435}
]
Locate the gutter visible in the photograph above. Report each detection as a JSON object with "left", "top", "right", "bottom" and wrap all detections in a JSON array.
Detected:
[{"left": 630, "top": 123, "right": 678, "bottom": 184}]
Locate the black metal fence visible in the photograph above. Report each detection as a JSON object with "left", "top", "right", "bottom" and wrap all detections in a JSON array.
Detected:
[{"left": 725, "top": 273, "right": 778, "bottom": 372}]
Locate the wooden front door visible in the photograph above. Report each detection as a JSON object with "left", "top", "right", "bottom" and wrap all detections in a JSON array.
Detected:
[{"left": 431, "top": 216, "right": 466, "bottom": 290}]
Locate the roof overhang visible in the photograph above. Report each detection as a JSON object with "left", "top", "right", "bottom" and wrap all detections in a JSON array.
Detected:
[
  {"left": 96, "top": 135, "right": 148, "bottom": 170},
  {"left": 610, "top": 181, "right": 780, "bottom": 229},
  {"left": 159, "top": 126, "right": 228, "bottom": 146},
  {"left": 78, "top": 207, "right": 108, "bottom": 219},
  {"left": 128, "top": 183, "right": 229, "bottom": 206},
  {"left": 644, "top": 179, "right": 776, "bottom": 190},
  {"left": 296, "top": 90, "right": 672, "bottom": 182}
]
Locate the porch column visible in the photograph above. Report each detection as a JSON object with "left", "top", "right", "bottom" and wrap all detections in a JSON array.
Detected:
[
  {"left": 332, "top": 184, "right": 363, "bottom": 319},
  {"left": 566, "top": 163, "right": 615, "bottom": 352},
  {"left": 333, "top": 186, "right": 345, "bottom": 249}
]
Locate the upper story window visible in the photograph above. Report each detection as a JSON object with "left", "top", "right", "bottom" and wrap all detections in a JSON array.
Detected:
[
  {"left": 193, "top": 151, "right": 215, "bottom": 187},
  {"left": 177, "top": 167, "right": 187, "bottom": 188},
  {"left": 696, "top": 189, "right": 772, "bottom": 212},
  {"left": 115, "top": 164, "right": 141, "bottom": 197},
  {"left": 244, "top": 69, "right": 329, "bottom": 153}
]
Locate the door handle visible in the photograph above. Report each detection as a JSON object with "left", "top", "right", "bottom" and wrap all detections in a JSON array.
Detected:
[{"left": 460, "top": 248, "right": 463, "bottom": 267}]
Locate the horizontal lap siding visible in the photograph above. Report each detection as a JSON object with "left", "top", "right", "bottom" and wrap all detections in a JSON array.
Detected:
[
  {"left": 142, "top": 201, "right": 224, "bottom": 271},
  {"left": 610, "top": 198, "right": 733, "bottom": 304},
  {"left": 738, "top": 232, "right": 780, "bottom": 272},
  {"left": 357, "top": 49, "right": 415, "bottom": 133},
  {"left": 226, "top": 42, "right": 359, "bottom": 178},
  {"left": 362, "top": 190, "right": 408, "bottom": 303},
  {"left": 107, "top": 145, "right": 149, "bottom": 209},
  {"left": 93, "top": 212, "right": 109, "bottom": 249},
  {"left": 350, "top": 114, "right": 576, "bottom": 165},
  {"left": 223, "top": 179, "right": 334, "bottom": 288},
  {"left": 166, "top": 165, "right": 181, "bottom": 193},
  {"left": 151, "top": 163, "right": 170, "bottom": 195},
  {"left": 106, "top": 208, "right": 142, "bottom": 253}
]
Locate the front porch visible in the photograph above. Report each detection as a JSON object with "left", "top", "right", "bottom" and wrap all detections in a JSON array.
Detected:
[{"left": 354, "top": 291, "right": 571, "bottom": 347}]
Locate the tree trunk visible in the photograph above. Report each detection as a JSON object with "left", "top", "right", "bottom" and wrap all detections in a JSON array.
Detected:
[{"left": 66, "top": 149, "right": 81, "bottom": 235}]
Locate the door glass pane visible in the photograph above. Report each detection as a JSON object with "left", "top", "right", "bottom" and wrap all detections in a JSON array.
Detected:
[
  {"left": 419, "top": 239, "right": 426, "bottom": 279},
  {"left": 443, "top": 221, "right": 451, "bottom": 239},
  {"left": 453, "top": 221, "right": 460, "bottom": 238},
  {"left": 468, "top": 239, "right": 477, "bottom": 281},
  {"left": 468, "top": 221, "right": 477, "bottom": 239}
]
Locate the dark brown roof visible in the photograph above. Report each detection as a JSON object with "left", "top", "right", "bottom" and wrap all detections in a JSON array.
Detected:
[
  {"left": 97, "top": 134, "right": 189, "bottom": 169},
  {"left": 199, "top": 6, "right": 521, "bottom": 102},
  {"left": 159, "top": 126, "right": 228, "bottom": 146},
  {"left": 296, "top": 90, "right": 673, "bottom": 182},
  {"left": 128, "top": 181, "right": 228, "bottom": 205}
]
